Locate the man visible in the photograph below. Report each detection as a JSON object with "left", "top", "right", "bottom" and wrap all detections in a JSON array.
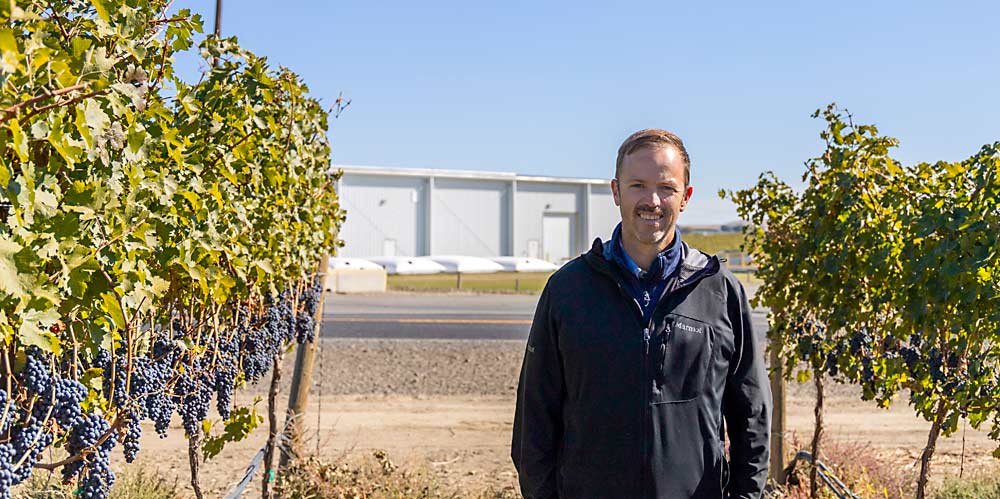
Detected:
[{"left": 511, "top": 129, "right": 771, "bottom": 498}]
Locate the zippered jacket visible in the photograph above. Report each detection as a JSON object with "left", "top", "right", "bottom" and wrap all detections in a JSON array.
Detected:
[{"left": 511, "top": 238, "right": 771, "bottom": 498}]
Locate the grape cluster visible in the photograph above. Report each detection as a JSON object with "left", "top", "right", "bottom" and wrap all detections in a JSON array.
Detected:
[
  {"left": 928, "top": 347, "right": 946, "bottom": 383},
  {"left": 215, "top": 359, "right": 238, "bottom": 420},
  {"left": 295, "top": 278, "right": 323, "bottom": 343},
  {"left": 0, "top": 443, "right": 14, "bottom": 499},
  {"left": 19, "top": 352, "right": 51, "bottom": 396},
  {"left": 3, "top": 277, "right": 322, "bottom": 498},
  {"left": 175, "top": 370, "right": 214, "bottom": 437},
  {"left": 848, "top": 328, "right": 873, "bottom": 355},
  {"left": 900, "top": 346, "right": 920, "bottom": 370},
  {"left": 122, "top": 411, "right": 142, "bottom": 463},
  {"left": 52, "top": 378, "right": 87, "bottom": 428},
  {"left": 10, "top": 416, "right": 54, "bottom": 483},
  {"left": 62, "top": 413, "right": 117, "bottom": 497}
]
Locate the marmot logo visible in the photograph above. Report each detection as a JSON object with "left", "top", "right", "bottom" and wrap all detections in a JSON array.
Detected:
[{"left": 674, "top": 321, "right": 703, "bottom": 334}]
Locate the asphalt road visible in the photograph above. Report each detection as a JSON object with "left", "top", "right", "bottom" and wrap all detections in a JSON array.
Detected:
[{"left": 321, "top": 292, "right": 769, "bottom": 340}]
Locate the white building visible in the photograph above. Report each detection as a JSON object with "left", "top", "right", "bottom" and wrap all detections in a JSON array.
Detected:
[{"left": 335, "top": 165, "right": 620, "bottom": 263}]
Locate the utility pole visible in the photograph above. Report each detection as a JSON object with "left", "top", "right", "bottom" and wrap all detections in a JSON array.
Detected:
[
  {"left": 280, "top": 256, "right": 330, "bottom": 468},
  {"left": 214, "top": 0, "right": 223, "bottom": 37}
]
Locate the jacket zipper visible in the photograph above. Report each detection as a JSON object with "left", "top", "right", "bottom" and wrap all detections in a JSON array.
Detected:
[{"left": 597, "top": 256, "right": 718, "bottom": 498}]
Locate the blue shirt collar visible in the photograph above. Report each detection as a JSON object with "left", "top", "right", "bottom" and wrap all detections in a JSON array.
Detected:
[{"left": 604, "top": 222, "right": 683, "bottom": 283}]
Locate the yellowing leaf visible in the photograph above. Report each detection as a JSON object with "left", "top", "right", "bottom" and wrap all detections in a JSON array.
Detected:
[
  {"left": 101, "top": 291, "right": 126, "bottom": 330},
  {"left": 19, "top": 306, "right": 62, "bottom": 355},
  {"left": 0, "top": 237, "right": 26, "bottom": 295},
  {"left": 91, "top": 0, "right": 112, "bottom": 22},
  {"left": 0, "top": 29, "right": 16, "bottom": 54}
]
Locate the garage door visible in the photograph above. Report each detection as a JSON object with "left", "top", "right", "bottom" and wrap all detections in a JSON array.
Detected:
[{"left": 542, "top": 214, "right": 573, "bottom": 263}]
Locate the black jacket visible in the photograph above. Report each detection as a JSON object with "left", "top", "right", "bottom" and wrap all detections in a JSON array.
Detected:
[{"left": 512, "top": 238, "right": 771, "bottom": 498}]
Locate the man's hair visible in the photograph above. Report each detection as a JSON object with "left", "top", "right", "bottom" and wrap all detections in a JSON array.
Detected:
[{"left": 615, "top": 129, "right": 690, "bottom": 185}]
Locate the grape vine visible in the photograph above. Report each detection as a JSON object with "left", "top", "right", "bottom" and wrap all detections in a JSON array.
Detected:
[
  {"left": 0, "top": 1, "right": 342, "bottom": 498},
  {"left": 727, "top": 104, "right": 1000, "bottom": 498}
]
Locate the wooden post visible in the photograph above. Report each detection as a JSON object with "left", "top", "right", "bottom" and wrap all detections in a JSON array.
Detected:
[
  {"left": 279, "top": 256, "right": 330, "bottom": 469},
  {"left": 456, "top": 272, "right": 462, "bottom": 290},
  {"left": 769, "top": 344, "right": 786, "bottom": 485}
]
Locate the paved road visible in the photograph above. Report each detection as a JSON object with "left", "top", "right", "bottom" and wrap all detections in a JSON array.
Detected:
[{"left": 321, "top": 292, "right": 769, "bottom": 340}]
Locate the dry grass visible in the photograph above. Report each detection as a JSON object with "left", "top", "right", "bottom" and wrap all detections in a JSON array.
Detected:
[
  {"left": 773, "top": 434, "right": 914, "bottom": 499},
  {"left": 275, "top": 450, "right": 520, "bottom": 499},
  {"left": 14, "top": 466, "right": 179, "bottom": 499},
  {"left": 684, "top": 232, "right": 746, "bottom": 255}
]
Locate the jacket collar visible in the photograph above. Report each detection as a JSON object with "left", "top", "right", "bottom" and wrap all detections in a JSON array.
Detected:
[
  {"left": 602, "top": 223, "right": 682, "bottom": 283},
  {"left": 586, "top": 232, "right": 719, "bottom": 289}
]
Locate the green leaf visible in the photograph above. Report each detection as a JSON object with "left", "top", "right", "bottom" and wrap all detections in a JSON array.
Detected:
[
  {"left": 19, "top": 306, "right": 62, "bottom": 354},
  {"left": 101, "top": 292, "right": 127, "bottom": 330},
  {"left": 0, "top": 237, "right": 26, "bottom": 295},
  {"left": 9, "top": 119, "right": 28, "bottom": 162},
  {"left": 91, "top": 0, "right": 112, "bottom": 23},
  {"left": 0, "top": 29, "right": 16, "bottom": 54}
]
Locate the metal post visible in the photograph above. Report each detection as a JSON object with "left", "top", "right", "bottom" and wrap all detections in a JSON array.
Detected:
[
  {"left": 280, "top": 255, "right": 330, "bottom": 468},
  {"left": 426, "top": 176, "right": 434, "bottom": 256},
  {"left": 769, "top": 344, "right": 786, "bottom": 484}
]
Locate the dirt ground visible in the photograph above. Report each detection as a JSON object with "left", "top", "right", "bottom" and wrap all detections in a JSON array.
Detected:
[{"left": 118, "top": 338, "right": 1000, "bottom": 498}]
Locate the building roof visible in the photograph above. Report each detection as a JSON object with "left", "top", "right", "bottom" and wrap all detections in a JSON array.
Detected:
[{"left": 335, "top": 164, "right": 610, "bottom": 186}]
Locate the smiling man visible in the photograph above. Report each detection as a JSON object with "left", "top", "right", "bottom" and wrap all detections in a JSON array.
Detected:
[{"left": 512, "top": 129, "right": 771, "bottom": 498}]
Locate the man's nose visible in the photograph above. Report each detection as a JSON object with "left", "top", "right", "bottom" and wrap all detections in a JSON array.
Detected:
[{"left": 643, "top": 189, "right": 661, "bottom": 206}]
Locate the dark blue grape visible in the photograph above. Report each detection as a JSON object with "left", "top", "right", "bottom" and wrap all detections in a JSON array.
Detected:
[
  {"left": 122, "top": 411, "right": 142, "bottom": 463},
  {"left": 0, "top": 443, "right": 14, "bottom": 499},
  {"left": 19, "top": 351, "right": 51, "bottom": 397},
  {"left": 52, "top": 377, "right": 87, "bottom": 428},
  {"left": 215, "top": 360, "right": 237, "bottom": 420}
]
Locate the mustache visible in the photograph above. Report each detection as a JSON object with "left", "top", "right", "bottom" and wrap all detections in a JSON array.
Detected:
[{"left": 635, "top": 206, "right": 662, "bottom": 214}]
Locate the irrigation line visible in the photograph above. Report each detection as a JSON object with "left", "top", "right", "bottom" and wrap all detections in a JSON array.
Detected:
[
  {"left": 792, "top": 450, "right": 860, "bottom": 499},
  {"left": 316, "top": 339, "right": 323, "bottom": 458},
  {"left": 222, "top": 418, "right": 291, "bottom": 499}
]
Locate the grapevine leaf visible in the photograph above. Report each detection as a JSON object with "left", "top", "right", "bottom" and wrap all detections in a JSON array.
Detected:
[
  {"left": 0, "top": 237, "right": 27, "bottom": 295},
  {"left": 101, "top": 291, "right": 127, "bottom": 330},
  {"left": 18, "top": 306, "right": 62, "bottom": 354}
]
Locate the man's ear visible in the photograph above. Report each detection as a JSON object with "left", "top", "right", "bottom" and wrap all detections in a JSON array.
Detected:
[
  {"left": 679, "top": 185, "right": 693, "bottom": 212},
  {"left": 611, "top": 178, "right": 621, "bottom": 207}
]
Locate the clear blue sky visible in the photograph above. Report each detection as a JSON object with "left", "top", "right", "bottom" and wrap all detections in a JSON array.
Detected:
[{"left": 171, "top": 1, "right": 1000, "bottom": 224}]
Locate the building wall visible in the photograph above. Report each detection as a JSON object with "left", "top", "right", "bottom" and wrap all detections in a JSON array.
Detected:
[
  {"left": 588, "top": 183, "right": 620, "bottom": 244},
  {"left": 430, "top": 178, "right": 508, "bottom": 257},
  {"left": 338, "top": 174, "right": 426, "bottom": 257},
  {"left": 337, "top": 168, "right": 612, "bottom": 262},
  {"left": 514, "top": 181, "right": 583, "bottom": 262}
]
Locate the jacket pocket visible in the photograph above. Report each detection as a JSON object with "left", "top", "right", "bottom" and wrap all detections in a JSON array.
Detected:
[{"left": 652, "top": 315, "right": 711, "bottom": 403}]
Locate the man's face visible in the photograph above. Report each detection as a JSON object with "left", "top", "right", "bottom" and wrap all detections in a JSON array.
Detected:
[{"left": 611, "top": 145, "right": 693, "bottom": 251}]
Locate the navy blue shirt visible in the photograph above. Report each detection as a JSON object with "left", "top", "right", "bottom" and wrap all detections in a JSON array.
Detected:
[{"left": 603, "top": 223, "right": 683, "bottom": 323}]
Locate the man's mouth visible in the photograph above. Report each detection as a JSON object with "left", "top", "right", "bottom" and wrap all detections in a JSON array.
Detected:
[{"left": 638, "top": 211, "right": 663, "bottom": 222}]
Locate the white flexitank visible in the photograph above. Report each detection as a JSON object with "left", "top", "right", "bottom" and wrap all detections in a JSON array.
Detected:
[
  {"left": 367, "top": 257, "right": 448, "bottom": 275},
  {"left": 490, "top": 257, "right": 560, "bottom": 272},
  {"left": 426, "top": 255, "right": 505, "bottom": 274}
]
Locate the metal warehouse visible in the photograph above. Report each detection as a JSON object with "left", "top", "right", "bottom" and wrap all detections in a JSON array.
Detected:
[{"left": 335, "top": 165, "right": 620, "bottom": 263}]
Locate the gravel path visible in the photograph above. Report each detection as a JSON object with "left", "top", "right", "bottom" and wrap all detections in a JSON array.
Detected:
[{"left": 245, "top": 338, "right": 527, "bottom": 398}]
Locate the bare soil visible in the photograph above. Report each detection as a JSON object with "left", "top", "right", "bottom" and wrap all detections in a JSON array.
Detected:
[{"left": 125, "top": 339, "right": 996, "bottom": 498}]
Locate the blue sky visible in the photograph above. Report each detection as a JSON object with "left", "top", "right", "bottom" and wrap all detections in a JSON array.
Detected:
[{"left": 170, "top": 1, "right": 1000, "bottom": 224}]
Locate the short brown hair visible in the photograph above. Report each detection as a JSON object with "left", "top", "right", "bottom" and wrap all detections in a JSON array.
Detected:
[{"left": 615, "top": 129, "right": 690, "bottom": 185}]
